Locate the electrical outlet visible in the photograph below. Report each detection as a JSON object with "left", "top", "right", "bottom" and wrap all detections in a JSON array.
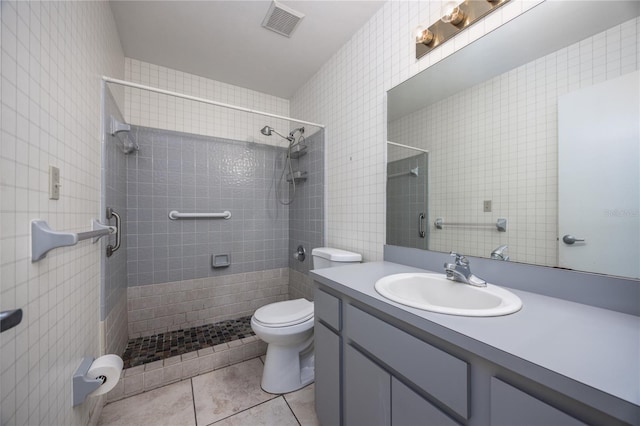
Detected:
[
  {"left": 483, "top": 200, "right": 492, "bottom": 212},
  {"left": 49, "top": 166, "right": 60, "bottom": 200}
]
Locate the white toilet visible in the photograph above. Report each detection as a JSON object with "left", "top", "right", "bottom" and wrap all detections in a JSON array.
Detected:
[{"left": 251, "top": 247, "right": 362, "bottom": 394}]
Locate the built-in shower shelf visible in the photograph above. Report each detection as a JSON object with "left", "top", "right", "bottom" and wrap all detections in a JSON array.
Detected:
[
  {"left": 287, "top": 171, "right": 308, "bottom": 183},
  {"left": 289, "top": 143, "right": 307, "bottom": 159}
]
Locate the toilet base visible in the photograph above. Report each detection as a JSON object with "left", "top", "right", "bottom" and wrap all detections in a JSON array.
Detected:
[{"left": 261, "top": 336, "right": 314, "bottom": 394}]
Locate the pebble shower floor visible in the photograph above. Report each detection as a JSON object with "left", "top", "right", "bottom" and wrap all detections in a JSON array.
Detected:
[{"left": 122, "top": 316, "right": 255, "bottom": 368}]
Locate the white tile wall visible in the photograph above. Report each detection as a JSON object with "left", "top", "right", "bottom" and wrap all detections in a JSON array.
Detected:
[
  {"left": 122, "top": 58, "right": 302, "bottom": 147},
  {"left": 0, "top": 1, "right": 123, "bottom": 425},
  {"left": 289, "top": 0, "right": 543, "bottom": 262}
]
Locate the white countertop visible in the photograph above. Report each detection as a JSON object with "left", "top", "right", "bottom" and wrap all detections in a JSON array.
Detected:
[{"left": 310, "top": 261, "right": 640, "bottom": 408}]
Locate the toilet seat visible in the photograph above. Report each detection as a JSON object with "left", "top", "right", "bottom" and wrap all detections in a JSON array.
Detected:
[{"left": 253, "top": 299, "right": 314, "bottom": 327}]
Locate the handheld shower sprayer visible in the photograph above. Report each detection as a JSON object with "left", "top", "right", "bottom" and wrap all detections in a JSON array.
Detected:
[{"left": 261, "top": 124, "right": 308, "bottom": 206}]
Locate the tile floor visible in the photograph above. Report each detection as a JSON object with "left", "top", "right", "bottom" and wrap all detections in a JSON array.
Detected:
[{"left": 98, "top": 357, "right": 320, "bottom": 426}]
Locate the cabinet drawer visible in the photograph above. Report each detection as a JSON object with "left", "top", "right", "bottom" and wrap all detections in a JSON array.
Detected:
[
  {"left": 490, "top": 378, "right": 587, "bottom": 426},
  {"left": 314, "top": 287, "right": 341, "bottom": 331},
  {"left": 345, "top": 304, "right": 469, "bottom": 419}
]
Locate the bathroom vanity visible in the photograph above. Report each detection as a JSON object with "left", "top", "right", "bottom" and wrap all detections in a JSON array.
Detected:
[{"left": 311, "top": 261, "right": 640, "bottom": 426}]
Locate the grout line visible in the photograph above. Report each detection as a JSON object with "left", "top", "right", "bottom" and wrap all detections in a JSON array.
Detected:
[
  {"left": 282, "top": 394, "right": 303, "bottom": 426},
  {"left": 205, "top": 395, "right": 281, "bottom": 426},
  {"left": 190, "top": 378, "right": 198, "bottom": 426}
]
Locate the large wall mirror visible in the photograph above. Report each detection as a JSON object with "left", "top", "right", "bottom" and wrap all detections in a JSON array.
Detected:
[{"left": 387, "top": 1, "right": 640, "bottom": 279}]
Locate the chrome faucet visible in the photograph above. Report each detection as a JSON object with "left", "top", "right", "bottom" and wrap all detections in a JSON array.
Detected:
[
  {"left": 491, "top": 245, "right": 509, "bottom": 261},
  {"left": 444, "top": 252, "right": 487, "bottom": 287}
]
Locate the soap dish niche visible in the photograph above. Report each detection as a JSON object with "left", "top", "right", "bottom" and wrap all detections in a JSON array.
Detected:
[{"left": 212, "top": 254, "right": 230, "bottom": 268}]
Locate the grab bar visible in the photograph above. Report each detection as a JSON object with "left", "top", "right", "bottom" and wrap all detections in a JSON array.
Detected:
[
  {"left": 168, "top": 210, "right": 231, "bottom": 220},
  {"left": 434, "top": 217, "right": 507, "bottom": 232},
  {"left": 106, "top": 207, "right": 121, "bottom": 257},
  {"left": 31, "top": 219, "right": 116, "bottom": 262},
  {"left": 418, "top": 213, "right": 426, "bottom": 238}
]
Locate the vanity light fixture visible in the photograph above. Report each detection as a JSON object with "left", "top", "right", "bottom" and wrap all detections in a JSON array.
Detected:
[{"left": 416, "top": 0, "right": 510, "bottom": 59}]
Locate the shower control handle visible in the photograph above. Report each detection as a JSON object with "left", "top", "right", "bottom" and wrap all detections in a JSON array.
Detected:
[
  {"left": 293, "top": 245, "right": 306, "bottom": 262},
  {"left": 562, "top": 234, "right": 585, "bottom": 245}
]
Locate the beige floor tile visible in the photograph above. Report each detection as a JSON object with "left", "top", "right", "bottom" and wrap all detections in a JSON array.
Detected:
[
  {"left": 97, "top": 379, "right": 195, "bottom": 426},
  {"left": 284, "top": 383, "right": 320, "bottom": 426},
  {"left": 212, "top": 397, "right": 299, "bottom": 426},
  {"left": 192, "top": 358, "right": 275, "bottom": 425}
]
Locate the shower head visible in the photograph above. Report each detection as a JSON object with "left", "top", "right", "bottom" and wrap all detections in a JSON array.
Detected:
[{"left": 260, "top": 125, "right": 293, "bottom": 142}]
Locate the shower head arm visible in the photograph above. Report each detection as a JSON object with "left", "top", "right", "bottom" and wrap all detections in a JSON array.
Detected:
[
  {"left": 272, "top": 129, "right": 293, "bottom": 142},
  {"left": 261, "top": 126, "right": 294, "bottom": 142}
]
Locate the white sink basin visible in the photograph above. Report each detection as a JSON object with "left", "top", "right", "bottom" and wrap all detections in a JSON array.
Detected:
[{"left": 374, "top": 273, "right": 522, "bottom": 317}]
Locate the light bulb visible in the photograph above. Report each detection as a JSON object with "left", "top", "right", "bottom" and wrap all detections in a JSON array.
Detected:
[
  {"left": 441, "top": 1, "right": 465, "bottom": 25},
  {"left": 415, "top": 25, "right": 434, "bottom": 45}
]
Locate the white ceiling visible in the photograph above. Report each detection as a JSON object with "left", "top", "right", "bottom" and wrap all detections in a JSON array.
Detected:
[{"left": 109, "top": 1, "right": 385, "bottom": 99}]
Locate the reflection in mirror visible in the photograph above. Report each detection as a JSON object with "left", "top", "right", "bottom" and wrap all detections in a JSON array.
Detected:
[
  {"left": 386, "top": 143, "right": 429, "bottom": 250},
  {"left": 387, "top": 1, "right": 640, "bottom": 279}
]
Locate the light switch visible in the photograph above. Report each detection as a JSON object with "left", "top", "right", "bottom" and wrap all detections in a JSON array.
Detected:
[
  {"left": 483, "top": 200, "right": 492, "bottom": 212},
  {"left": 49, "top": 166, "right": 60, "bottom": 200}
]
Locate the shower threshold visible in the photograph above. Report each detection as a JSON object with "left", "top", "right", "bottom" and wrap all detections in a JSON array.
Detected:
[{"left": 109, "top": 315, "right": 267, "bottom": 402}]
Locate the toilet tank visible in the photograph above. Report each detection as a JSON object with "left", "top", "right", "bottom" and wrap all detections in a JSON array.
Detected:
[{"left": 311, "top": 247, "right": 362, "bottom": 269}]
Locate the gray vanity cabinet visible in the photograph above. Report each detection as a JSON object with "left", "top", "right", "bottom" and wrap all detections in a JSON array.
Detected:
[
  {"left": 313, "top": 282, "right": 618, "bottom": 426},
  {"left": 314, "top": 288, "right": 342, "bottom": 426},
  {"left": 315, "top": 322, "right": 341, "bottom": 426},
  {"left": 392, "top": 378, "right": 460, "bottom": 426},
  {"left": 344, "top": 345, "right": 391, "bottom": 425},
  {"left": 490, "top": 378, "right": 587, "bottom": 426},
  {"left": 343, "top": 344, "right": 459, "bottom": 426}
]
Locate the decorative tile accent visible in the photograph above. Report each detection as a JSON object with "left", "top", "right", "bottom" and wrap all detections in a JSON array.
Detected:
[{"left": 122, "top": 316, "right": 255, "bottom": 368}]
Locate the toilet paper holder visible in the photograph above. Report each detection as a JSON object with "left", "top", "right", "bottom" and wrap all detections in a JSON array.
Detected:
[{"left": 72, "top": 357, "right": 106, "bottom": 406}]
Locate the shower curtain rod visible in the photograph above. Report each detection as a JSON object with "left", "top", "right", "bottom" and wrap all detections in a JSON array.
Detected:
[
  {"left": 387, "top": 141, "right": 429, "bottom": 154},
  {"left": 102, "top": 76, "right": 325, "bottom": 129}
]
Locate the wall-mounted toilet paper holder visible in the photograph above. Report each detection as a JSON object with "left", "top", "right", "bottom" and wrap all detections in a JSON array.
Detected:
[{"left": 72, "top": 357, "right": 105, "bottom": 406}]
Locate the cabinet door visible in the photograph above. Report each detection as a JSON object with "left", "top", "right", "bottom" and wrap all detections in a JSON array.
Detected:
[
  {"left": 315, "top": 321, "right": 341, "bottom": 426},
  {"left": 344, "top": 345, "right": 391, "bottom": 426},
  {"left": 491, "top": 378, "right": 587, "bottom": 426},
  {"left": 392, "top": 378, "right": 461, "bottom": 426}
]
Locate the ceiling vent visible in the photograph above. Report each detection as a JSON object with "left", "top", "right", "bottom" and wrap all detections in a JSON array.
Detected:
[{"left": 262, "top": 1, "right": 305, "bottom": 38}]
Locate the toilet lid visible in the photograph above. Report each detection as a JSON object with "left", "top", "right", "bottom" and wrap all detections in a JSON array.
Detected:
[{"left": 254, "top": 299, "right": 314, "bottom": 327}]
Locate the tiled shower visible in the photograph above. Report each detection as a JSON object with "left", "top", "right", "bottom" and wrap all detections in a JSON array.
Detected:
[{"left": 101, "top": 85, "right": 324, "bottom": 399}]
